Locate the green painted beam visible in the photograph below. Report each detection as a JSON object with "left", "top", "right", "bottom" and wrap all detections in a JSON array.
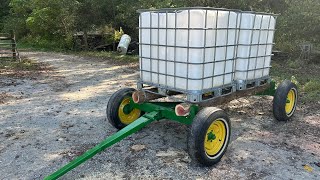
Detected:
[{"left": 44, "top": 111, "right": 161, "bottom": 180}]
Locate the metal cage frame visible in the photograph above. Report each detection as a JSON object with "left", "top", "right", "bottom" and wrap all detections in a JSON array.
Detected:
[{"left": 137, "top": 7, "right": 278, "bottom": 103}]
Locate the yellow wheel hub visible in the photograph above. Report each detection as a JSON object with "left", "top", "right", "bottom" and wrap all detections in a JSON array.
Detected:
[
  {"left": 285, "top": 89, "right": 296, "bottom": 115},
  {"left": 118, "top": 97, "right": 141, "bottom": 125},
  {"left": 204, "top": 119, "right": 227, "bottom": 156}
]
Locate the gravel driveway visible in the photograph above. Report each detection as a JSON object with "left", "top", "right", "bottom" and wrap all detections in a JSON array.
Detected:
[{"left": 0, "top": 51, "right": 319, "bottom": 180}]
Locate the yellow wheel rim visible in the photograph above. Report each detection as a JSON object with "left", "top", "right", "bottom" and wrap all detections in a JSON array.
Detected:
[
  {"left": 285, "top": 89, "right": 296, "bottom": 115},
  {"left": 204, "top": 119, "right": 227, "bottom": 157},
  {"left": 118, "top": 97, "right": 141, "bottom": 125}
]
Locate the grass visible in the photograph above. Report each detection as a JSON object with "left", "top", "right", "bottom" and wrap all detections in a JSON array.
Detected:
[
  {"left": 303, "top": 80, "right": 320, "bottom": 102},
  {"left": 0, "top": 58, "right": 44, "bottom": 71},
  {"left": 16, "top": 40, "right": 139, "bottom": 63},
  {"left": 17, "top": 41, "right": 139, "bottom": 63},
  {"left": 17, "top": 41, "right": 66, "bottom": 52},
  {"left": 76, "top": 51, "right": 139, "bottom": 63},
  {"left": 271, "top": 58, "right": 320, "bottom": 103}
]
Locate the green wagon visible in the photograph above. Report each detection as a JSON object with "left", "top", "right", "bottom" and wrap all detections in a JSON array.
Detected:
[{"left": 45, "top": 7, "right": 298, "bottom": 179}]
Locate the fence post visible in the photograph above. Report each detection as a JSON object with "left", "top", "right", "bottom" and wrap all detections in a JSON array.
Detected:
[{"left": 10, "top": 30, "right": 16, "bottom": 60}]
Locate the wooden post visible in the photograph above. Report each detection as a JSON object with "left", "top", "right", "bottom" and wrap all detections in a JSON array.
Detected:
[
  {"left": 10, "top": 30, "right": 16, "bottom": 60},
  {"left": 83, "top": 30, "right": 88, "bottom": 50}
]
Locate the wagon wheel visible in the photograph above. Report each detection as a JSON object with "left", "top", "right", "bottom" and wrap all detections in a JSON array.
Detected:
[
  {"left": 188, "top": 107, "right": 231, "bottom": 166},
  {"left": 273, "top": 80, "right": 298, "bottom": 121},
  {"left": 107, "top": 88, "right": 142, "bottom": 129}
]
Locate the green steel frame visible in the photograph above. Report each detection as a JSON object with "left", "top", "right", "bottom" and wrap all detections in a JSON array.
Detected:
[
  {"left": 44, "top": 81, "right": 276, "bottom": 180},
  {"left": 44, "top": 100, "right": 198, "bottom": 180},
  {"left": 131, "top": 101, "right": 199, "bottom": 125}
]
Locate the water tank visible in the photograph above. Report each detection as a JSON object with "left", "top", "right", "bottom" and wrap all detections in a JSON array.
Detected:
[
  {"left": 139, "top": 8, "right": 239, "bottom": 92},
  {"left": 235, "top": 12, "right": 276, "bottom": 82}
]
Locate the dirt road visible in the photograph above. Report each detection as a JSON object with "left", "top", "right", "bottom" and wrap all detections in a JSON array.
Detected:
[{"left": 0, "top": 51, "right": 319, "bottom": 179}]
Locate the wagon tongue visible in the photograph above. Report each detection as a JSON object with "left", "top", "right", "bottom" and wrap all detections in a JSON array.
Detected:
[{"left": 44, "top": 111, "right": 160, "bottom": 180}]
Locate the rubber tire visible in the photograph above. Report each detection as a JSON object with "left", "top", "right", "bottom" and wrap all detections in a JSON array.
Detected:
[
  {"left": 106, "top": 88, "right": 140, "bottom": 130},
  {"left": 188, "top": 107, "right": 231, "bottom": 166},
  {"left": 273, "top": 80, "right": 298, "bottom": 121}
]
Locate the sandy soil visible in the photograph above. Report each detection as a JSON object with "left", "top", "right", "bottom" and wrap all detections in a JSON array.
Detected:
[{"left": 0, "top": 51, "right": 319, "bottom": 180}]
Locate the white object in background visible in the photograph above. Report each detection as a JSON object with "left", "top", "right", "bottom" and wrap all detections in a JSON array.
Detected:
[
  {"left": 139, "top": 9, "right": 239, "bottom": 91},
  {"left": 117, "top": 34, "right": 131, "bottom": 54},
  {"left": 235, "top": 13, "right": 276, "bottom": 81}
]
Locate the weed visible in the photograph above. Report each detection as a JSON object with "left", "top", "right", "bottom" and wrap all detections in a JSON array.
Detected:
[
  {"left": 0, "top": 58, "right": 44, "bottom": 71},
  {"left": 76, "top": 51, "right": 138, "bottom": 62},
  {"left": 271, "top": 59, "right": 320, "bottom": 103},
  {"left": 288, "top": 60, "right": 300, "bottom": 69}
]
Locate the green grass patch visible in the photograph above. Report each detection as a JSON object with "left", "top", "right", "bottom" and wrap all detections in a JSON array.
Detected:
[
  {"left": 77, "top": 51, "right": 139, "bottom": 63},
  {"left": 16, "top": 36, "right": 72, "bottom": 52},
  {"left": 302, "top": 79, "right": 320, "bottom": 102},
  {"left": 304, "top": 79, "right": 320, "bottom": 92},
  {"left": 0, "top": 58, "right": 42, "bottom": 71},
  {"left": 17, "top": 41, "right": 65, "bottom": 52},
  {"left": 271, "top": 59, "right": 320, "bottom": 103}
]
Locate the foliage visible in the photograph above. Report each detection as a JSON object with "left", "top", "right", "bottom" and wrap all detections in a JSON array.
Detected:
[
  {"left": 75, "top": 0, "right": 112, "bottom": 31},
  {"left": 275, "top": 0, "right": 320, "bottom": 53},
  {"left": 18, "top": 35, "right": 70, "bottom": 51},
  {"left": 114, "top": 27, "right": 124, "bottom": 42},
  {"left": 0, "top": 0, "right": 319, "bottom": 53},
  {"left": 0, "top": 58, "right": 43, "bottom": 71},
  {"left": 271, "top": 58, "right": 320, "bottom": 103},
  {"left": 0, "top": 0, "right": 10, "bottom": 30},
  {"left": 2, "top": 0, "right": 33, "bottom": 38},
  {"left": 77, "top": 51, "right": 138, "bottom": 62},
  {"left": 302, "top": 79, "right": 320, "bottom": 103},
  {"left": 26, "top": 0, "right": 78, "bottom": 37},
  {"left": 304, "top": 79, "right": 320, "bottom": 93}
]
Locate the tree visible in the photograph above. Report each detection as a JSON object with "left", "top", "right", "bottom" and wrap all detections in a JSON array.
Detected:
[
  {"left": 2, "top": 0, "right": 33, "bottom": 37},
  {"left": 275, "top": 0, "right": 320, "bottom": 52},
  {"left": 26, "top": 0, "right": 78, "bottom": 38},
  {"left": 74, "top": 0, "right": 113, "bottom": 49},
  {"left": 0, "top": 0, "right": 10, "bottom": 31},
  {"left": 1, "top": 0, "right": 318, "bottom": 53}
]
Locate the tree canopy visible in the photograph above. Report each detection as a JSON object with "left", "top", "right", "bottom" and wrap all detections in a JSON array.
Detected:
[{"left": 0, "top": 0, "right": 319, "bottom": 53}]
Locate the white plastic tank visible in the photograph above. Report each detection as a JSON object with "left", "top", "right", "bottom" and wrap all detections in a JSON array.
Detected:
[
  {"left": 117, "top": 34, "right": 131, "bottom": 54},
  {"left": 139, "top": 9, "right": 239, "bottom": 91},
  {"left": 235, "top": 12, "right": 276, "bottom": 81}
]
